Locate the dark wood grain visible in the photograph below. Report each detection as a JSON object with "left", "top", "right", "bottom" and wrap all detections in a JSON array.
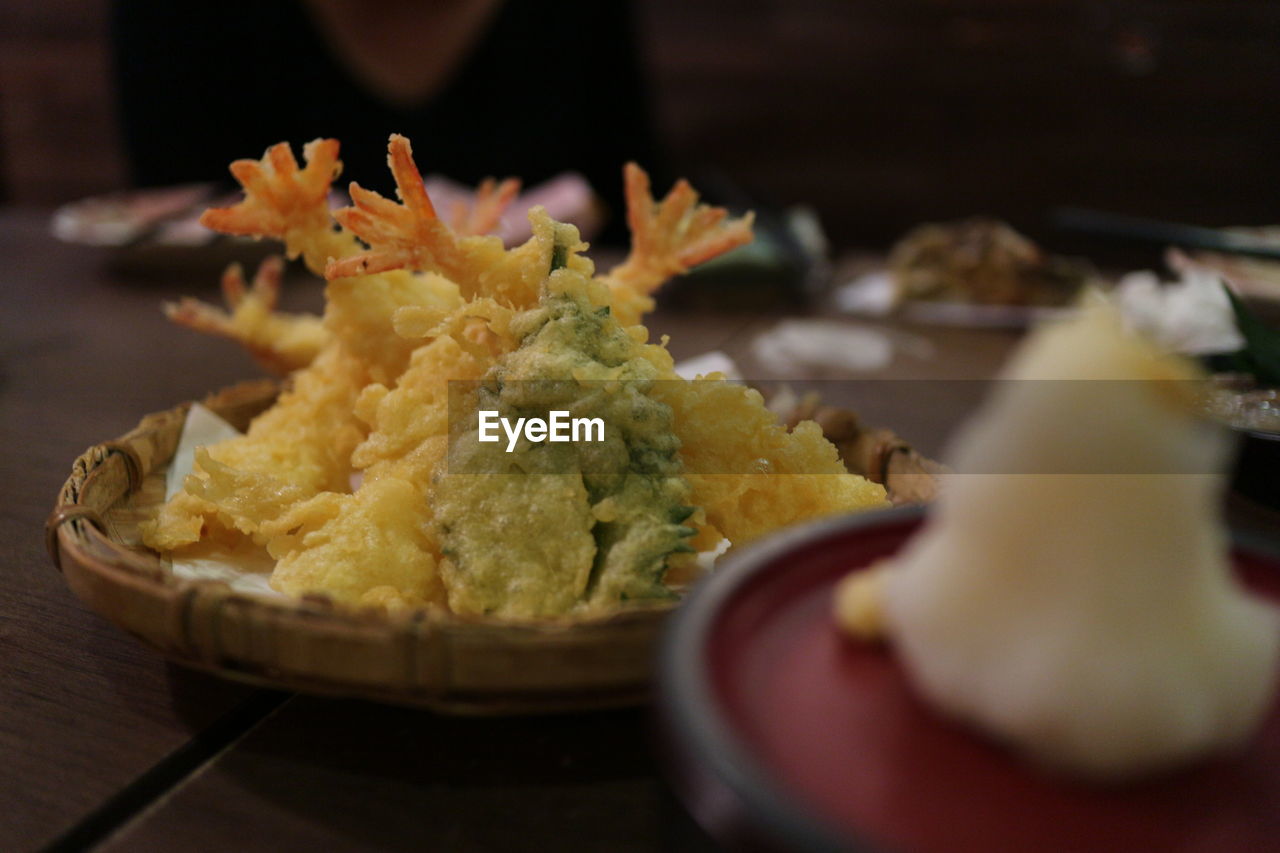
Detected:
[
  {"left": 0, "top": 210, "right": 288, "bottom": 850},
  {"left": 99, "top": 699, "right": 717, "bottom": 853}
]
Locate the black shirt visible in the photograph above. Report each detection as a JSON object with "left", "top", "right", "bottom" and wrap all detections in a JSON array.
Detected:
[{"left": 112, "top": 0, "right": 662, "bottom": 243}]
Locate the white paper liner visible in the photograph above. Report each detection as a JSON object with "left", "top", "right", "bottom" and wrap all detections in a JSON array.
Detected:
[{"left": 165, "top": 403, "right": 283, "bottom": 598}]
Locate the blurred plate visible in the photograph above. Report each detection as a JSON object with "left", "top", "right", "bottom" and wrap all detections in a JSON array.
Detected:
[
  {"left": 900, "top": 299, "right": 1069, "bottom": 328},
  {"left": 51, "top": 183, "right": 218, "bottom": 247},
  {"left": 834, "top": 271, "right": 1071, "bottom": 329},
  {"left": 659, "top": 508, "right": 1280, "bottom": 852}
]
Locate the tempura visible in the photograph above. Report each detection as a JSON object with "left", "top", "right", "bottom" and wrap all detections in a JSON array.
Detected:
[{"left": 144, "top": 135, "right": 887, "bottom": 616}]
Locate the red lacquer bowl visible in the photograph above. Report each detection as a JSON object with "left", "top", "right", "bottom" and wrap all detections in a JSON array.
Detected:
[{"left": 658, "top": 508, "right": 1280, "bottom": 852}]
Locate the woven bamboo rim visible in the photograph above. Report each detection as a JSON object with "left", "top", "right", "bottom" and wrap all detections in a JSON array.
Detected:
[{"left": 47, "top": 380, "right": 676, "bottom": 714}]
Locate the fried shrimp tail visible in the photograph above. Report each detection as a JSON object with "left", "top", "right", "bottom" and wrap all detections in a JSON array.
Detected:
[
  {"left": 327, "top": 134, "right": 469, "bottom": 280},
  {"left": 200, "top": 139, "right": 354, "bottom": 273},
  {"left": 604, "top": 163, "right": 755, "bottom": 325},
  {"left": 449, "top": 176, "right": 522, "bottom": 236},
  {"left": 163, "top": 255, "right": 329, "bottom": 375},
  {"left": 202, "top": 139, "right": 338, "bottom": 238},
  {"left": 621, "top": 163, "right": 755, "bottom": 275},
  {"left": 326, "top": 136, "right": 547, "bottom": 310}
]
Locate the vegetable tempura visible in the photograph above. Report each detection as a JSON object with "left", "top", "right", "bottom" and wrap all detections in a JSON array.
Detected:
[{"left": 145, "top": 135, "right": 887, "bottom": 616}]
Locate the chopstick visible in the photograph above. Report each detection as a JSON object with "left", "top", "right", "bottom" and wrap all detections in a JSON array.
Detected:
[{"left": 1052, "top": 207, "right": 1280, "bottom": 262}]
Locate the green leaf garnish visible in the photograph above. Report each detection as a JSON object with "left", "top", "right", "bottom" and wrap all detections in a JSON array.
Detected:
[{"left": 1223, "top": 284, "right": 1280, "bottom": 386}]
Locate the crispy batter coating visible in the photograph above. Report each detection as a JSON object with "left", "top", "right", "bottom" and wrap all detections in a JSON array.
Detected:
[
  {"left": 354, "top": 302, "right": 518, "bottom": 480},
  {"left": 271, "top": 477, "right": 446, "bottom": 610},
  {"left": 142, "top": 342, "right": 370, "bottom": 552},
  {"left": 149, "top": 133, "right": 882, "bottom": 616},
  {"left": 438, "top": 472, "right": 599, "bottom": 618},
  {"left": 655, "top": 378, "right": 889, "bottom": 546},
  {"left": 145, "top": 448, "right": 313, "bottom": 548},
  {"left": 206, "top": 344, "right": 367, "bottom": 489},
  {"left": 165, "top": 256, "right": 329, "bottom": 376},
  {"left": 325, "top": 138, "right": 753, "bottom": 329},
  {"left": 327, "top": 136, "right": 555, "bottom": 313},
  {"left": 258, "top": 224, "right": 556, "bottom": 609},
  {"left": 196, "top": 137, "right": 467, "bottom": 384},
  {"left": 141, "top": 344, "right": 368, "bottom": 550},
  {"left": 151, "top": 138, "right": 534, "bottom": 575},
  {"left": 436, "top": 264, "right": 695, "bottom": 619},
  {"left": 251, "top": 331, "right": 501, "bottom": 607}
]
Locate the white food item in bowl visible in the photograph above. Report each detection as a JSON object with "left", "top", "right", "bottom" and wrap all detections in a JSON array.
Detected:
[{"left": 839, "top": 297, "right": 1280, "bottom": 781}]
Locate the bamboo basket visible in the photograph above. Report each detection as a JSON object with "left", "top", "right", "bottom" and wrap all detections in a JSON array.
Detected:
[{"left": 47, "top": 381, "right": 940, "bottom": 714}]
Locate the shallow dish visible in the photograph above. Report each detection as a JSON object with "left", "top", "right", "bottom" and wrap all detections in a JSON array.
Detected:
[
  {"left": 659, "top": 508, "right": 1280, "bottom": 852},
  {"left": 47, "top": 381, "right": 671, "bottom": 714}
]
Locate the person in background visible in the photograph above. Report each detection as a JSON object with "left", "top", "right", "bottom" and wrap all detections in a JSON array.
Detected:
[{"left": 112, "top": 0, "right": 661, "bottom": 244}]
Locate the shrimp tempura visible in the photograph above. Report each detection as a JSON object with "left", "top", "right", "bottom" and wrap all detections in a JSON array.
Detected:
[
  {"left": 603, "top": 163, "right": 755, "bottom": 326},
  {"left": 201, "top": 138, "right": 352, "bottom": 272},
  {"left": 147, "top": 133, "right": 882, "bottom": 616},
  {"left": 165, "top": 256, "right": 328, "bottom": 375}
]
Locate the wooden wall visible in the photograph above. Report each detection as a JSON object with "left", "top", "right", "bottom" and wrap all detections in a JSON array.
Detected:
[
  {"left": 3, "top": 0, "right": 1278, "bottom": 248},
  {"left": 0, "top": 0, "right": 122, "bottom": 204},
  {"left": 638, "top": 0, "right": 1280, "bottom": 244}
]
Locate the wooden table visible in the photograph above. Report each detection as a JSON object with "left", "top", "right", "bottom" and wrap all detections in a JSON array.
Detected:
[{"left": 2, "top": 207, "right": 1273, "bottom": 852}]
